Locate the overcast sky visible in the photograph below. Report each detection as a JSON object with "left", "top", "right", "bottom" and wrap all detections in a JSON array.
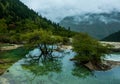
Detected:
[{"left": 20, "top": 0, "right": 120, "bottom": 22}]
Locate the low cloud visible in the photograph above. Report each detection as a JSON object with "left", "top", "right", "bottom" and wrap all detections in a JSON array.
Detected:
[{"left": 20, "top": 0, "right": 120, "bottom": 22}]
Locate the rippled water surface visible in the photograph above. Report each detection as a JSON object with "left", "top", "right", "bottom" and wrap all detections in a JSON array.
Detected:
[{"left": 0, "top": 49, "right": 120, "bottom": 84}]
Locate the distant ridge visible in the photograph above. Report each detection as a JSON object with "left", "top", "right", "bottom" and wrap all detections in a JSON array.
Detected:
[
  {"left": 60, "top": 12, "right": 120, "bottom": 39},
  {"left": 102, "top": 31, "right": 120, "bottom": 42}
]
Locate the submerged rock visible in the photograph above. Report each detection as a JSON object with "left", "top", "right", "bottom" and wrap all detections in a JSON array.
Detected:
[
  {"left": 84, "top": 61, "right": 111, "bottom": 71},
  {"left": 103, "top": 60, "right": 120, "bottom": 68},
  {"left": 0, "top": 77, "right": 9, "bottom": 84}
]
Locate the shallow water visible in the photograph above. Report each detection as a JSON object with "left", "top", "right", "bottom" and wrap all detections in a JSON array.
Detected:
[
  {"left": 105, "top": 53, "right": 120, "bottom": 61},
  {"left": 0, "top": 49, "right": 120, "bottom": 84}
]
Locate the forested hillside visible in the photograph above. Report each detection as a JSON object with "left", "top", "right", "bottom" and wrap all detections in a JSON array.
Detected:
[
  {"left": 102, "top": 31, "right": 120, "bottom": 42},
  {"left": 0, "top": 0, "right": 75, "bottom": 43}
]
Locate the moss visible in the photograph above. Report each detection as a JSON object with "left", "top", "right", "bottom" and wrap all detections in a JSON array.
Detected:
[
  {"left": 0, "top": 47, "right": 29, "bottom": 59},
  {"left": 0, "top": 47, "right": 30, "bottom": 75}
]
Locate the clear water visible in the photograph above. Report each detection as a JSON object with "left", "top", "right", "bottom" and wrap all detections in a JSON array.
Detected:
[
  {"left": 105, "top": 53, "right": 120, "bottom": 61},
  {"left": 0, "top": 49, "right": 120, "bottom": 84}
]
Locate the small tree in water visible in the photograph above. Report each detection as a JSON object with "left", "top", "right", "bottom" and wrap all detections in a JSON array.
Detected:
[
  {"left": 21, "top": 29, "right": 63, "bottom": 61},
  {"left": 72, "top": 33, "right": 110, "bottom": 70}
]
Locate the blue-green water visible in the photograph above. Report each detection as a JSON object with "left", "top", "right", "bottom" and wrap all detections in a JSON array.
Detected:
[{"left": 0, "top": 49, "right": 120, "bottom": 84}]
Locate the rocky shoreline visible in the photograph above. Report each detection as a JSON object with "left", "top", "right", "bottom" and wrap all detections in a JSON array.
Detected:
[
  {"left": 104, "top": 60, "right": 120, "bottom": 68},
  {"left": 0, "top": 44, "right": 23, "bottom": 51},
  {"left": 100, "top": 41, "right": 120, "bottom": 52},
  {"left": 83, "top": 58, "right": 120, "bottom": 71}
]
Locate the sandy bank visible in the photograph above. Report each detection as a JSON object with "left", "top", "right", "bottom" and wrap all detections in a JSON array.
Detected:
[{"left": 1, "top": 44, "right": 23, "bottom": 51}]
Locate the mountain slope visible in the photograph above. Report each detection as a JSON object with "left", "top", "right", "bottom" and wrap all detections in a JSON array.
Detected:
[
  {"left": 60, "top": 12, "right": 120, "bottom": 39},
  {"left": 0, "top": 0, "right": 75, "bottom": 43},
  {"left": 102, "top": 31, "right": 120, "bottom": 42}
]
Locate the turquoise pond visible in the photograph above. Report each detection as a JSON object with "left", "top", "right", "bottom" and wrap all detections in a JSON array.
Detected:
[{"left": 0, "top": 49, "right": 120, "bottom": 84}]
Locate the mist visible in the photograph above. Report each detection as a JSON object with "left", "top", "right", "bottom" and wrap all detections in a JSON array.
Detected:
[{"left": 20, "top": 0, "right": 120, "bottom": 22}]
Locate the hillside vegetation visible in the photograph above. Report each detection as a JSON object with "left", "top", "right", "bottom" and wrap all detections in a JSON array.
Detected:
[
  {"left": 0, "top": 0, "right": 75, "bottom": 43},
  {"left": 103, "top": 31, "right": 120, "bottom": 42}
]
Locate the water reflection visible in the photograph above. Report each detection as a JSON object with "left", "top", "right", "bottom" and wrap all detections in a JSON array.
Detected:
[
  {"left": 72, "top": 64, "right": 93, "bottom": 78},
  {"left": 22, "top": 58, "right": 62, "bottom": 76},
  {"left": 25, "top": 48, "right": 64, "bottom": 64},
  {"left": 22, "top": 48, "right": 64, "bottom": 76},
  {"left": 0, "top": 49, "right": 120, "bottom": 84}
]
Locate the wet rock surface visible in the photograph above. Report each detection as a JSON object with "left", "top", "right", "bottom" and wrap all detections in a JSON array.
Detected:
[
  {"left": 104, "top": 60, "right": 120, "bottom": 68},
  {"left": 101, "top": 41, "right": 120, "bottom": 52},
  {"left": 0, "top": 77, "right": 9, "bottom": 84}
]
